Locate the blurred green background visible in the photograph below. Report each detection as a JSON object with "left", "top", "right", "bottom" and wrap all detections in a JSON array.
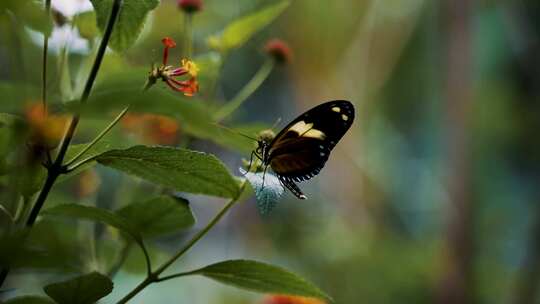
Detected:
[{"left": 1, "top": 0, "right": 540, "bottom": 303}]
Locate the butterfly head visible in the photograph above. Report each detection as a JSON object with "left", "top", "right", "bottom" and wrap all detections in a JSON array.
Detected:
[{"left": 256, "top": 129, "right": 275, "bottom": 157}]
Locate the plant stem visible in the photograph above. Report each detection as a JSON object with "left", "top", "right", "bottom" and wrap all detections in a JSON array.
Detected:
[
  {"left": 183, "top": 14, "right": 193, "bottom": 58},
  {"left": 116, "top": 182, "right": 247, "bottom": 304},
  {"left": 107, "top": 242, "right": 133, "bottom": 278},
  {"left": 41, "top": 0, "right": 51, "bottom": 109},
  {"left": 0, "top": 0, "right": 123, "bottom": 289},
  {"left": 154, "top": 269, "right": 198, "bottom": 282},
  {"left": 214, "top": 59, "right": 275, "bottom": 121},
  {"left": 65, "top": 106, "right": 130, "bottom": 167}
]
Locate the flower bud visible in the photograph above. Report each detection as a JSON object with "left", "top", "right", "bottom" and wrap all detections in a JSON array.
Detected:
[
  {"left": 264, "top": 39, "right": 293, "bottom": 64},
  {"left": 178, "top": 0, "right": 202, "bottom": 13}
]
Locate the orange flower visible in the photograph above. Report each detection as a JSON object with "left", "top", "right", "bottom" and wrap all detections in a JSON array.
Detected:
[
  {"left": 262, "top": 295, "right": 326, "bottom": 304},
  {"left": 74, "top": 169, "right": 101, "bottom": 198},
  {"left": 149, "top": 37, "right": 199, "bottom": 97},
  {"left": 121, "top": 113, "right": 179, "bottom": 145},
  {"left": 25, "top": 103, "right": 68, "bottom": 149}
]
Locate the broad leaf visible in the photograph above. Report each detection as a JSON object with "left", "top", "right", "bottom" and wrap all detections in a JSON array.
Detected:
[
  {"left": 90, "top": 0, "right": 159, "bottom": 52},
  {"left": 96, "top": 146, "right": 241, "bottom": 198},
  {"left": 43, "top": 272, "right": 113, "bottom": 304},
  {"left": 43, "top": 204, "right": 142, "bottom": 243},
  {"left": 116, "top": 195, "right": 195, "bottom": 237},
  {"left": 208, "top": 1, "right": 290, "bottom": 52},
  {"left": 74, "top": 11, "right": 99, "bottom": 40},
  {"left": 0, "top": 83, "right": 39, "bottom": 113},
  {"left": 0, "top": 0, "right": 53, "bottom": 35},
  {"left": 189, "top": 260, "right": 332, "bottom": 302},
  {"left": 240, "top": 169, "right": 284, "bottom": 215},
  {"left": 4, "top": 296, "right": 55, "bottom": 304},
  {"left": 0, "top": 221, "right": 86, "bottom": 271}
]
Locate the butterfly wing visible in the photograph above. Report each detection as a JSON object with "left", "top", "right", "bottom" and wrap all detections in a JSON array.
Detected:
[{"left": 266, "top": 100, "right": 354, "bottom": 197}]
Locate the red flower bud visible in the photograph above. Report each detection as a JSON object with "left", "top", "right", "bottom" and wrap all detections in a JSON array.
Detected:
[
  {"left": 264, "top": 39, "right": 293, "bottom": 64},
  {"left": 177, "top": 0, "right": 202, "bottom": 13}
]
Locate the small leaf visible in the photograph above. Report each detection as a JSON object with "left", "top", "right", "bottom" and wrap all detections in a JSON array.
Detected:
[
  {"left": 96, "top": 146, "right": 241, "bottom": 198},
  {"left": 90, "top": 0, "right": 159, "bottom": 52},
  {"left": 43, "top": 204, "right": 142, "bottom": 243},
  {"left": 208, "top": 1, "right": 290, "bottom": 52},
  {"left": 116, "top": 195, "right": 195, "bottom": 237},
  {"left": 190, "top": 259, "right": 332, "bottom": 302},
  {"left": 43, "top": 272, "right": 113, "bottom": 304},
  {"left": 73, "top": 11, "right": 99, "bottom": 40},
  {"left": 4, "top": 296, "right": 55, "bottom": 304},
  {"left": 240, "top": 168, "right": 284, "bottom": 215}
]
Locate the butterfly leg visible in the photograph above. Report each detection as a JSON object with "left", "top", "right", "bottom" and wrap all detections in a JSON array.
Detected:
[
  {"left": 243, "top": 150, "right": 257, "bottom": 175},
  {"left": 261, "top": 164, "right": 268, "bottom": 189}
]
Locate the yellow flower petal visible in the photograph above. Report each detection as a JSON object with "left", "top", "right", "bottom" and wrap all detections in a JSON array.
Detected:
[{"left": 181, "top": 59, "right": 199, "bottom": 77}]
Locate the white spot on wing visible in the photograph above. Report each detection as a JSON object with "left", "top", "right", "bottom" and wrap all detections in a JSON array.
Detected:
[
  {"left": 342, "top": 114, "right": 349, "bottom": 121},
  {"left": 289, "top": 121, "right": 326, "bottom": 139},
  {"left": 332, "top": 106, "right": 341, "bottom": 113}
]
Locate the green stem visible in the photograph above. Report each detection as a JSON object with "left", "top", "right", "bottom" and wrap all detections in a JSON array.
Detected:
[
  {"left": 0, "top": 0, "right": 123, "bottom": 289},
  {"left": 154, "top": 269, "right": 198, "bottom": 282},
  {"left": 116, "top": 182, "right": 247, "bottom": 304},
  {"left": 41, "top": 0, "right": 51, "bottom": 109},
  {"left": 65, "top": 106, "right": 130, "bottom": 167},
  {"left": 107, "top": 242, "right": 133, "bottom": 278},
  {"left": 214, "top": 59, "right": 275, "bottom": 121},
  {"left": 183, "top": 14, "right": 193, "bottom": 58}
]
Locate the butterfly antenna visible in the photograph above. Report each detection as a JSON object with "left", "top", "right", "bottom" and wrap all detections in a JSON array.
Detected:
[{"left": 212, "top": 123, "right": 258, "bottom": 142}]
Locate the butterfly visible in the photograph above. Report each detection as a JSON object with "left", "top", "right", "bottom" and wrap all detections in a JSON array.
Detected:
[{"left": 250, "top": 100, "right": 355, "bottom": 199}]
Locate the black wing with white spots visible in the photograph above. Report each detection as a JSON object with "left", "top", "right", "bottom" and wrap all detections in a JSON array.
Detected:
[{"left": 263, "top": 100, "right": 354, "bottom": 199}]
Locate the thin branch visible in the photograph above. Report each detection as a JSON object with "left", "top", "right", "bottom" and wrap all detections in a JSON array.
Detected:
[
  {"left": 41, "top": 0, "right": 51, "bottom": 109},
  {"left": 155, "top": 269, "right": 198, "bottom": 282},
  {"left": 0, "top": 0, "right": 124, "bottom": 289},
  {"left": 116, "top": 182, "right": 248, "bottom": 304},
  {"left": 214, "top": 59, "right": 275, "bottom": 121},
  {"left": 65, "top": 106, "right": 130, "bottom": 167},
  {"left": 107, "top": 242, "right": 133, "bottom": 278}
]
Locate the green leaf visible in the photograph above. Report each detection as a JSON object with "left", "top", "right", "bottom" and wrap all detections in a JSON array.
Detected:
[
  {"left": 1, "top": 0, "right": 53, "bottom": 35},
  {"left": 208, "top": 1, "right": 290, "bottom": 52},
  {"left": 90, "top": 0, "right": 159, "bottom": 52},
  {"left": 0, "top": 82, "right": 39, "bottom": 113},
  {"left": 189, "top": 259, "right": 332, "bottom": 302},
  {"left": 4, "top": 296, "right": 55, "bottom": 304},
  {"left": 43, "top": 272, "right": 113, "bottom": 304},
  {"left": 43, "top": 204, "right": 142, "bottom": 243},
  {"left": 0, "top": 220, "right": 86, "bottom": 271},
  {"left": 96, "top": 146, "right": 241, "bottom": 198},
  {"left": 116, "top": 195, "right": 195, "bottom": 237},
  {"left": 240, "top": 169, "right": 284, "bottom": 215},
  {"left": 74, "top": 11, "right": 99, "bottom": 40}
]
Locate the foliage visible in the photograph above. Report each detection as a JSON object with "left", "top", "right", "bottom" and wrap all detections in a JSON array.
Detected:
[
  {"left": 0, "top": 0, "right": 333, "bottom": 303},
  {"left": 188, "top": 260, "right": 332, "bottom": 302}
]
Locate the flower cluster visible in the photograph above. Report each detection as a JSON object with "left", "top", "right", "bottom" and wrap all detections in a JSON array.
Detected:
[{"left": 148, "top": 37, "right": 199, "bottom": 97}]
